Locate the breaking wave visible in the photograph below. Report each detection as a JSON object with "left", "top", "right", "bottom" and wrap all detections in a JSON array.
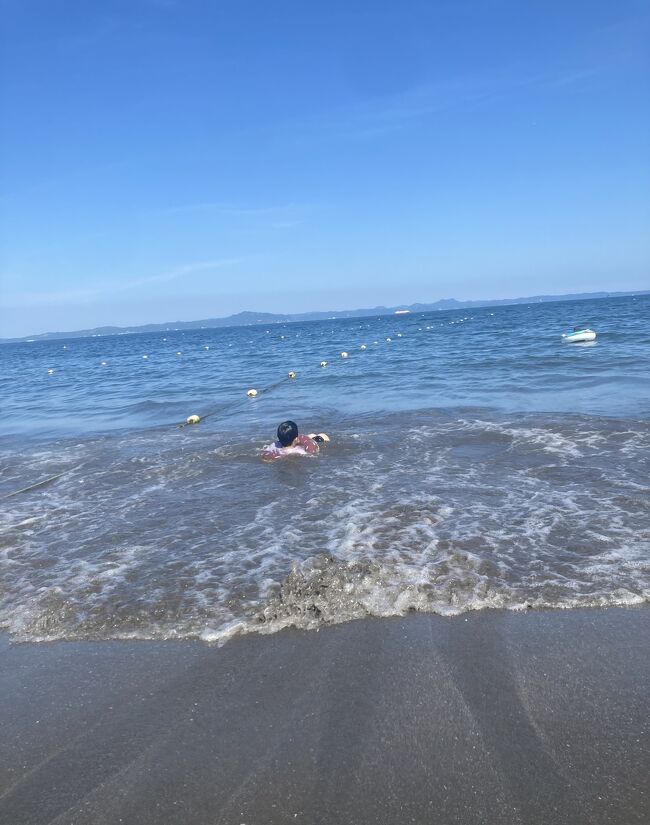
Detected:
[{"left": 1, "top": 409, "right": 648, "bottom": 644}]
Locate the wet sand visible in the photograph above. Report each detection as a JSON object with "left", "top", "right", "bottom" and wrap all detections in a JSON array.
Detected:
[{"left": 0, "top": 608, "right": 648, "bottom": 825}]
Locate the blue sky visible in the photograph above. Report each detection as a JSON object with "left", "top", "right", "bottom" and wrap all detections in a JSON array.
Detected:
[{"left": 1, "top": 0, "right": 648, "bottom": 337}]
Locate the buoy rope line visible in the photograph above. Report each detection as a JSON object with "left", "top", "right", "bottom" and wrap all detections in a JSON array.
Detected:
[
  {"left": 177, "top": 374, "right": 292, "bottom": 428},
  {"left": 1, "top": 463, "right": 85, "bottom": 501},
  {"left": 6, "top": 335, "right": 396, "bottom": 498},
  {"left": 178, "top": 336, "right": 385, "bottom": 428}
]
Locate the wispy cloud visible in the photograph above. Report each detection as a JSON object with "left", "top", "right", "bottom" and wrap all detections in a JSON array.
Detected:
[
  {"left": 144, "top": 200, "right": 316, "bottom": 220},
  {"left": 284, "top": 19, "right": 648, "bottom": 147},
  {"left": 270, "top": 220, "right": 302, "bottom": 230},
  {"left": 1, "top": 258, "right": 243, "bottom": 308},
  {"left": 129, "top": 259, "right": 243, "bottom": 287},
  {"left": 286, "top": 66, "right": 596, "bottom": 144}
]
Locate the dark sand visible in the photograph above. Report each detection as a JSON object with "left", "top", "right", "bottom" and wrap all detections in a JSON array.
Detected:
[{"left": 0, "top": 608, "right": 648, "bottom": 825}]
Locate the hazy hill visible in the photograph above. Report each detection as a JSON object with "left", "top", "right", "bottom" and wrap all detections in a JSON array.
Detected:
[{"left": 2, "top": 290, "right": 647, "bottom": 343}]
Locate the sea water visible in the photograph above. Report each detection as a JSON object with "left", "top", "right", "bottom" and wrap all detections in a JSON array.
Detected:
[{"left": 1, "top": 294, "right": 648, "bottom": 642}]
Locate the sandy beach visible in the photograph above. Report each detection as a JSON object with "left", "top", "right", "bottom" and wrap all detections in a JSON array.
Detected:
[{"left": 1, "top": 607, "right": 648, "bottom": 825}]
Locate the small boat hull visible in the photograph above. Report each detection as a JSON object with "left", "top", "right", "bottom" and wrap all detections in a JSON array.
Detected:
[{"left": 562, "top": 329, "right": 597, "bottom": 343}]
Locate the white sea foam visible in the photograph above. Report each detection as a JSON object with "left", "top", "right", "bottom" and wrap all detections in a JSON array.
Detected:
[{"left": 1, "top": 411, "right": 648, "bottom": 643}]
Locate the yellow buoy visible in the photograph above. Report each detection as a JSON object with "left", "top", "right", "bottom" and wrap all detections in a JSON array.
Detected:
[
  {"left": 288, "top": 371, "right": 297, "bottom": 379},
  {"left": 320, "top": 361, "right": 328, "bottom": 368},
  {"left": 247, "top": 388, "right": 258, "bottom": 397},
  {"left": 341, "top": 351, "right": 348, "bottom": 358},
  {"left": 186, "top": 414, "right": 201, "bottom": 425}
]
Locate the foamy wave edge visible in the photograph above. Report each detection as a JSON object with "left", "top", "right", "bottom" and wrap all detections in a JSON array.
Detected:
[
  {"left": 201, "top": 554, "right": 649, "bottom": 645},
  {"left": 5, "top": 554, "right": 648, "bottom": 646}
]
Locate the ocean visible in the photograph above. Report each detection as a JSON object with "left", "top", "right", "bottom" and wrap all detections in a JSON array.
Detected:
[{"left": 1, "top": 294, "right": 649, "bottom": 643}]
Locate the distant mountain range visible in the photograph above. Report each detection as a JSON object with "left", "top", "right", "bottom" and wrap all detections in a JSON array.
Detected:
[{"left": 2, "top": 289, "right": 648, "bottom": 343}]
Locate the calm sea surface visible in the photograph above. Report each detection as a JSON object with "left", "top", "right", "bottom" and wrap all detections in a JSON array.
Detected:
[{"left": 1, "top": 295, "right": 649, "bottom": 642}]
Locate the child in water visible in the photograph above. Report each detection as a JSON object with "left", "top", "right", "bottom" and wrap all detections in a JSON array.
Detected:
[{"left": 261, "top": 420, "right": 329, "bottom": 461}]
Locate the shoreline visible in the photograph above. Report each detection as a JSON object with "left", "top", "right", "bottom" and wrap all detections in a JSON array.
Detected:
[{"left": 1, "top": 606, "right": 648, "bottom": 824}]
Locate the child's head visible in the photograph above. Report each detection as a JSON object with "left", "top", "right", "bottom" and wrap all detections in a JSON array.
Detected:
[{"left": 277, "top": 420, "right": 299, "bottom": 446}]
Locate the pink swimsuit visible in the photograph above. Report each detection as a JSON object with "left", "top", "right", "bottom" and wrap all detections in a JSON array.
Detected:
[{"left": 261, "top": 434, "right": 319, "bottom": 461}]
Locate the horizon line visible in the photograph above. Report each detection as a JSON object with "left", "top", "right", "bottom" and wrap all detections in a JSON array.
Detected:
[{"left": 2, "top": 288, "right": 648, "bottom": 344}]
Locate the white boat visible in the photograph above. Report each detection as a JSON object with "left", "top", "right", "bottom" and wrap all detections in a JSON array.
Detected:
[{"left": 562, "top": 327, "right": 597, "bottom": 343}]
